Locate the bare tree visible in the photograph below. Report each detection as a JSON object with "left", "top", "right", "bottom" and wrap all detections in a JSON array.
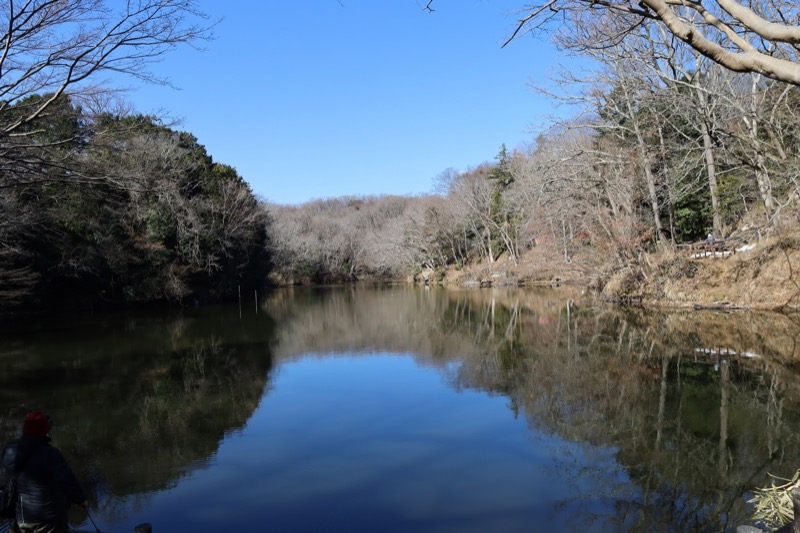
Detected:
[
  {"left": 265, "top": 195, "right": 422, "bottom": 283},
  {"left": 425, "top": 1, "right": 800, "bottom": 85},
  {"left": 0, "top": 0, "right": 211, "bottom": 187},
  {"left": 445, "top": 165, "right": 497, "bottom": 263},
  {"left": 0, "top": 1, "right": 211, "bottom": 131}
]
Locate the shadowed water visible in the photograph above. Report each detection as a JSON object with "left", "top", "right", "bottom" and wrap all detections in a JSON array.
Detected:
[{"left": 1, "top": 285, "right": 800, "bottom": 532}]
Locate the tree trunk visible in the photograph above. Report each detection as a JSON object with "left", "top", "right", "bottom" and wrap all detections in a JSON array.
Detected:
[
  {"left": 626, "top": 96, "right": 668, "bottom": 245},
  {"left": 700, "top": 119, "right": 723, "bottom": 238},
  {"left": 749, "top": 74, "right": 776, "bottom": 214},
  {"left": 719, "top": 358, "right": 730, "bottom": 478},
  {"left": 486, "top": 227, "right": 495, "bottom": 263},
  {"left": 754, "top": 151, "right": 775, "bottom": 215}
]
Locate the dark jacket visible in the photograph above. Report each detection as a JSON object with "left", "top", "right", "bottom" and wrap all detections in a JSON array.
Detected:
[{"left": 0, "top": 436, "right": 86, "bottom": 524}]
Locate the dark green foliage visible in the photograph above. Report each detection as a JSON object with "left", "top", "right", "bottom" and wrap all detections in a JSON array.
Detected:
[
  {"left": 488, "top": 144, "right": 514, "bottom": 188},
  {"left": 673, "top": 187, "right": 713, "bottom": 242},
  {"left": 487, "top": 144, "right": 515, "bottom": 259},
  {"left": 0, "top": 96, "right": 271, "bottom": 315},
  {"left": 717, "top": 172, "right": 758, "bottom": 229}
]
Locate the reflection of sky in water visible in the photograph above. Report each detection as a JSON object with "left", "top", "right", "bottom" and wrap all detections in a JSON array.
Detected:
[{"left": 90, "top": 354, "right": 633, "bottom": 533}]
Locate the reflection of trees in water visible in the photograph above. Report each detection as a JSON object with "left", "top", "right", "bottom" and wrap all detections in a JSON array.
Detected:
[
  {"left": 263, "top": 286, "right": 493, "bottom": 366},
  {"left": 0, "top": 308, "right": 275, "bottom": 524},
  {"left": 1, "top": 288, "right": 795, "bottom": 529},
  {"left": 458, "top": 301, "right": 800, "bottom": 531},
  {"left": 264, "top": 287, "right": 800, "bottom": 530},
  {"left": 93, "top": 339, "right": 272, "bottom": 524}
]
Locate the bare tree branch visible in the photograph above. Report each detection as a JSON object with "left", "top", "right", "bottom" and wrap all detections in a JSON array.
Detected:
[
  {"left": 0, "top": 0, "right": 214, "bottom": 136},
  {"left": 426, "top": 0, "right": 800, "bottom": 85}
]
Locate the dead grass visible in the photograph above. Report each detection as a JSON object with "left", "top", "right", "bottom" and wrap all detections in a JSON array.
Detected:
[
  {"left": 748, "top": 472, "right": 800, "bottom": 530},
  {"left": 651, "top": 233, "right": 800, "bottom": 311},
  {"left": 442, "top": 228, "right": 800, "bottom": 312}
]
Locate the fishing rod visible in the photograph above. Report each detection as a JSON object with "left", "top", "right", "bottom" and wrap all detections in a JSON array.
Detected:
[{"left": 85, "top": 507, "right": 102, "bottom": 533}]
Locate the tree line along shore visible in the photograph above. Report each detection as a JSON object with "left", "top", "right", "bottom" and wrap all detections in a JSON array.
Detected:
[
  {"left": 3, "top": 90, "right": 800, "bottom": 317},
  {"left": 2, "top": 1, "right": 800, "bottom": 317}
]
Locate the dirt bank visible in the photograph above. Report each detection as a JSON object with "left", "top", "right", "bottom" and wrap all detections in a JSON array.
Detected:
[
  {"left": 436, "top": 234, "right": 800, "bottom": 313},
  {"left": 604, "top": 234, "right": 800, "bottom": 312}
]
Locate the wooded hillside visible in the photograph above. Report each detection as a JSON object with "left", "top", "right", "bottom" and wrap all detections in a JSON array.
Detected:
[
  {"left": 265, "top": 5, "right": 800, "bottom": 309},
  {"left": 3, "top": 0, "right": 800, "bottom": 315}
]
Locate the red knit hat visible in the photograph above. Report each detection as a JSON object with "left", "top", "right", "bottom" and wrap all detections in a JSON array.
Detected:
[{"left": 22, "top": 411, "right": 52, "bottom": 437}]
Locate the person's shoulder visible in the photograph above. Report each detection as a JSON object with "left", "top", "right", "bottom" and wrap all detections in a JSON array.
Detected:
[
  {"left": 1, "top": 439, "right": 21, "bottom": 468},
  {"left": 19, "top": 437, "right": 56, "bottom": 458},
  {"left": 37, "top": 442, "right": 67, "bottom": 462},
  {"left": 1, "top": 439, "right": 21, "bottom": 454}
]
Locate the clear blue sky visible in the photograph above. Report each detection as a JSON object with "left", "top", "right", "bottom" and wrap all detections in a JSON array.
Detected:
[{"left": 129, "top": 1, "right": 574, "bottom": 205}]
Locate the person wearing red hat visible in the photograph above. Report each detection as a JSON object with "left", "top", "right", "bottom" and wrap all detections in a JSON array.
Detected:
[{"left": 1, "top": 411, "right": 88, "bottom": 533}]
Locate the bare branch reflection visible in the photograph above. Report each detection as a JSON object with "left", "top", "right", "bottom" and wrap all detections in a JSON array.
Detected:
[{"left": 263, "top": 286, "right": 800, "bottom": 530}]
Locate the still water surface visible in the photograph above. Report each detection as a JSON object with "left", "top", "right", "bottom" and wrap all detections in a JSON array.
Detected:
[{"left": 2, "top": 286, "right": 800, "bottom": 532}]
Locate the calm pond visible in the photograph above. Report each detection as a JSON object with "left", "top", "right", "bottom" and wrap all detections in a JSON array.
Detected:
[{"left": 2, "top": 286, "right": 800, "bottom": 532}]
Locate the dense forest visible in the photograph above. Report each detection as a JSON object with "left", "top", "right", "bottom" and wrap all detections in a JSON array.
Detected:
[
  {"left": 0, "top": 97, "right": 269, "bottom": 313},
  {"left": 2, "top": 0, "right": 800, "bottom": 315},
  {"left": 0, "top": 0, "right": 268, "bottom": 315}
]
